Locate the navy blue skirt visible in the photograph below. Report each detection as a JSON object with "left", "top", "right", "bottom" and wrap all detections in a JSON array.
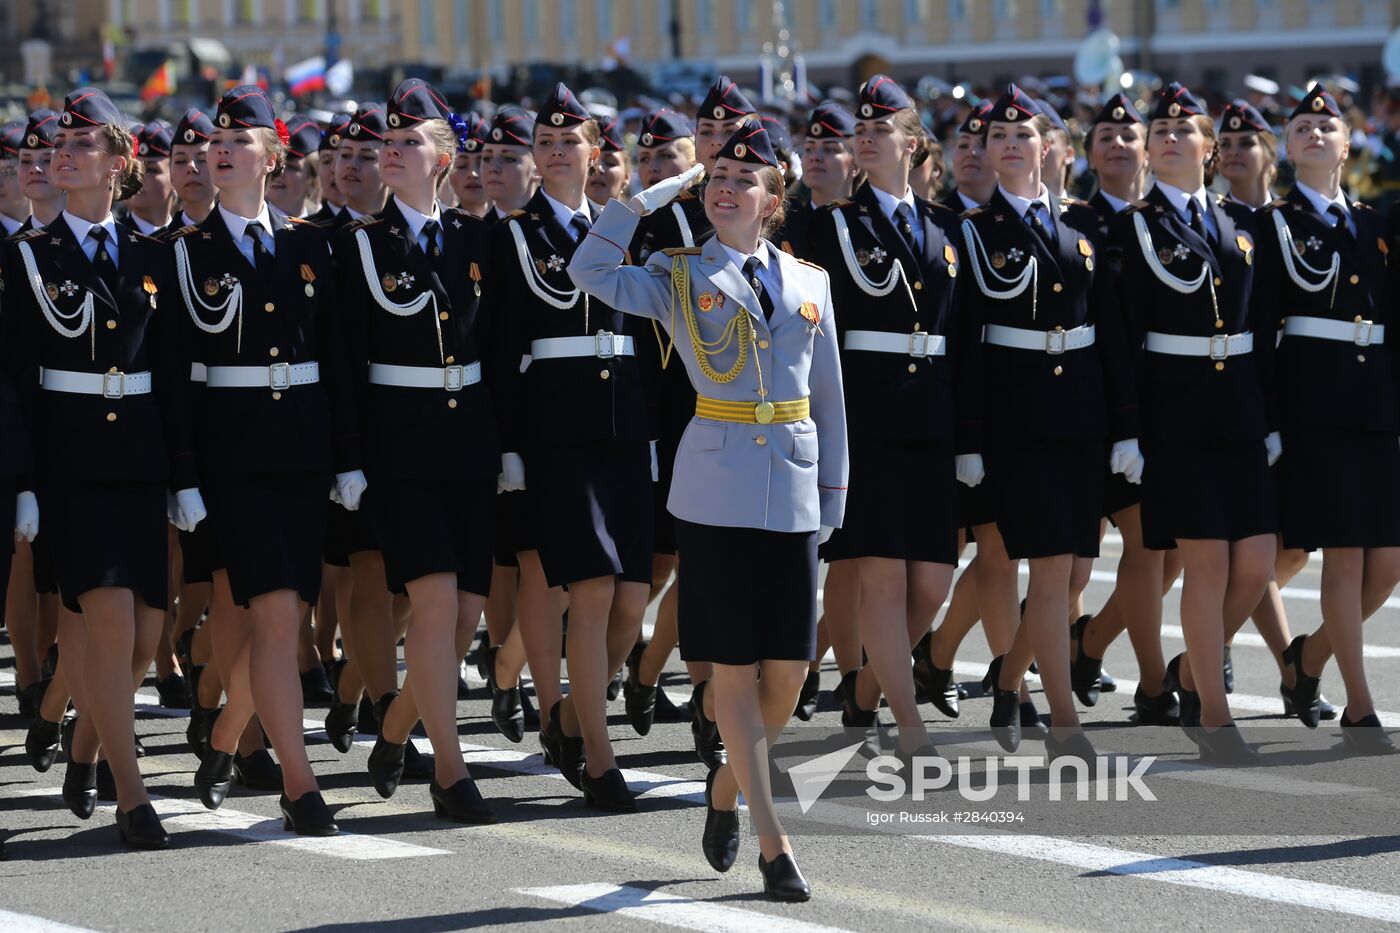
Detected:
[
  {"left": 369, "top": 475, "right": 496, "bottom": 596},
  {"left": 40, "top": 480, "right": 168, "bottom": 613},
  {"left": 205, "top": 471, "right": 329, "bottom": 607},
  {"left": 1278, "top": 428, "right": 1400, "bottom": 551},
  {"left": 984, "top": 437, "right": 1103, "bottom": 560},
  {"left": 675, "top": 519, "right": 818, "bottom": 664},
  {"left": 324, "top": 499, "right": 378, "bottom": 567},
  {"left": 823, "top": 436, "right": 958, "bottom": 565},
  {"left": 1140, "top": 437, "right": 1276, "bottom": 551}
]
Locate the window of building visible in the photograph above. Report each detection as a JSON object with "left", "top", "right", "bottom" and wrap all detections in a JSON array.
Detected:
[
  {"left": 522, "top": 0, "right": 537, "bottom": 43},
  {"left": 860, "top": 0, "right": 879, "bottom": 30},
  {"left": 949, "top": 0, "right": 966, "bottom": 19},
  {"left": 453, "top": 0, "right": 470, "bottom": 43},
  {"left": 1040, "top": 0, "right": 1062, "bottom": 15},
  {"left": 489, "top": 0, "right": 504, "bottom": 43},
  {"left": 419, "top": 0, "right": 436, "bottom": 49},
  {"left": 656, "top": 0, "right": 672, "bottom": 37},
  {"left": 819, "top": 0, "right": 837, "bottom": 29},
  {"left": 904, "top": 0, "right": 928, "bottom": 22},
  {"left": 736, "top": 0, "right": 752, "bottom": 31},
  {"left": 695, "top": 0, "right": 712, "bottom": 33},
  {"left": 598, "top": 0, "right": 614, "bottom": 41}
]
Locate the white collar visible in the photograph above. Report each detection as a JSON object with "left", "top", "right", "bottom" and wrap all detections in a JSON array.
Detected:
[
  {"left": 392, "top": 193, "right": 441, "bottom": 242},
  {"left": 1226, "top": 190, "right": 1274, "bottom": 212},
  {"left": 997, "top": 183, "right": 1054, "bottom": 220},
  {"left": 180, "top": 210, "right": 202, "bottom": 227},
  {"left": 869, "top": 184, "right": 917, "bottom": 223},
  {"left": 0, "top": 212, "right": 25, "bottom": 236},
  {"left": 1294, "top": 180, "right": 1349, "bottom": 220},
  {"left": 956, "top": 191, "right": 982, "bottom": 212},
  {"left": 62, "top": 210, "right": 118, "bottom": 246},
  {"left": 343, "top": 205, "right": 366, "bottom": 221},
  {"left": 129, "top": 213, "right": 166, "bottom": 236},
  {"left": 541, "top": 188, "right": 589, "bottom": 230},
  {"left": 1098, "top": 190, "right": 1132, "bottom": 214},
  {"left": 587, "top": 197, "right": 606, "bottom": 216},
  {"left": 218, "top": 202, "right": 275, "bottom": 244},
  {"left": 1153, "top": 180, "right": 1211, "bottom": 222},
  {"left": 718, "top": 238, "right": 771, "bottom": 274}
]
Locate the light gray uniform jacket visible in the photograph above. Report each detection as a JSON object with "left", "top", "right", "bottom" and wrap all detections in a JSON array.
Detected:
[{"left": 569, "top": 199, "right": 848, "bottom": 534}]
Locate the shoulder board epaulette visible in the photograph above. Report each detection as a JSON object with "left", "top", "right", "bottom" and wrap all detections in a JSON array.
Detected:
[
  {"left": 962, "top": 206, "right": 987, "bottom": 218},
  {"left": 288, "top": 216, "right": 312, "bottom": 224},
  {"left": 167, "top": 225, "right": 200, "bottom": 238},
  {"left": 1123, "top": 200, "right": 1151, "bottom": 214},
  {"left": 1268, "top": 198, "right": 1289, "bottom": 210},
  {"left": 795, "top": 257, "right": 826, "bottom": 272},
  {"left": 676, "top": 188, "right": 698, "bottom": 201},
  {"left": 660, "top": 246, "right": 702, "bottom": 257},
  {"left": 506, "top": 209, "right": 527, "bottom": 219},
  {"left": 13, "top": 227, "right": 46, "bottom": 242},
  {"left": 344, "top": 215, "right": 382, "bottom": 231},
  {"left": 1354, "top": 200, "right": 1379, "bottom": 216},
  {"left": 1061, "top": 197, "right": 1087, "bottom": 207},
  {"left": 824, "top": 198, "right": 853, "bottom": 211}
]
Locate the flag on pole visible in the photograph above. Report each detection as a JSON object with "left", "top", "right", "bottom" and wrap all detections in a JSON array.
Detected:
[
  {"left": 285, "top": 56, "right": 327, "bottom": 97},
  {"left": 140, "top": 61, "right": 173, "bottom": 103}
]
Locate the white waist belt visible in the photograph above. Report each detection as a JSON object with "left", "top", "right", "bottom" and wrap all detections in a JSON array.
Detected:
[
  {"left": 190, "top": 362, "right": 207, "bottom": 383},
  {"left": 530, "top": 333, "right": 635, "bottom": 361},
  {"left": 369, "top": 361, "right": 482, "bottom": 391},
  {"left": 1145, "top": 331, "right": 1253, "bottom": 359},
  {"left": 205, "top": 361, "right": 320, "bottom": 390},
  {"left": 844, "top": 329, "right": 946, "bottom": 358},
  {"left": 1283, "top": 316, "right": 1385, "bottom": 347},
  {"left": 983, "top": 323, "right": 1095, "bottom": 355},
  {"left": 41, "top": 369, "right": 152, "bottom": 398}
]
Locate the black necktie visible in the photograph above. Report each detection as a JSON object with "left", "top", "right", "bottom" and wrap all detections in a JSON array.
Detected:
[
  {"left": 743, "top": 257, "right": 775, "bottom": 321},
  {"left": 1327, "top": 204, "right": 1354, "bottom": 244},
  {"left": 895, "top": 203, "right": 920, "bottom": 257},
  {"left": 568, "top": 212, "right": 590, "bottom": 243},
  {"left": 246, "top": 226, "right": 274, "bottom": 280},
  {"left": 1026, "top": 202, "right": 1058, "bottom": 251},
  {"left": 421, "top": 219, "right": 443, "bottom": 270},
  {"left": 88, "top": 225, "right": 119, "bottom": 293},
  {"left": 1187, "top": 199, "right": 1211, "bottom": 245}
]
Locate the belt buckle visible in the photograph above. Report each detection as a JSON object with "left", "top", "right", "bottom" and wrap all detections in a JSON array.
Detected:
[
  {"left": 102, "top": 371, "right": 125, "bottom": 399},
  {"left": 594, "top": 331, "right": 616, "bottom": 359},
  {"left": 1045, "top": 327, "right": 1066, "bottom": 355},
  {"left": 269, "top": 362, "right": 291, "bottom": 390},
  {"left": 908, "top": 332, "right": 931, "bottom": 358},
  {"left": 443, "top": 364, "right": 465, "bottom": 391},
  {"left": 1355, "top": 320, "right": 1374, "bottom": 347},
  {"left": 1209, "top": 334, "right": 1230, "bottom": 360}
]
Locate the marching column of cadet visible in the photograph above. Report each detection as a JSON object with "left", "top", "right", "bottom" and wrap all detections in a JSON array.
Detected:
[{"left": 0, "top": 69, "right": 1397, "bottom": 904}]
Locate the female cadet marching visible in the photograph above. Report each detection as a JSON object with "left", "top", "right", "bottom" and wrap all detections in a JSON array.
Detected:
[
  {"left": 1106, "top": 83, "right": 1276, "bottom": 764},
  {"left": 807, "top": 75, "right": 959, "bottom": 761},
  {"left": 1261, "top": 86, "right": 1400, "bottom": 752},
  {"left": 336, "top": 79, "right": 501, "bottom": 817},
  {"left": 571, "top": 122, "right": 847, "bottom": 903},
  {"left": 1, "top": 88, "right": 201, "bottom": 848},
  {"left": 488, "top": 83, "right": 653, "bottom": 811},
  {"left": 171, "top": 86, "right": 361, "bottom": 834},
  {"left": 955, "top": 84, "right": 1136, "bottom": 760}
]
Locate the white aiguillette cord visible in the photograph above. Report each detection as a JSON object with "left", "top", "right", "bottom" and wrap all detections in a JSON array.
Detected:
[
  {"left": 175, "top": 235, "right": 244, "bottom": 351},
  {"left": 18, "top": 240, "right": 94, "bottom": 358}
]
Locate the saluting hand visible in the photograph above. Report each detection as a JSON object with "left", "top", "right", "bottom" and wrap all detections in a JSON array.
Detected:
[
  {"left": 955, "top": 454, "right": 985, "bottom": 488},
  {"left": 629, "top": 163, "right": 705, "bottom": 216},
  {"left": 335, "top": 470, "right": 368, "bottom": 511},
  {"left": 14, "top": 491, "right": 38, "bottom": 543},
  {"left": 173, "top": 488, "right": 208, "bottom": 532}
]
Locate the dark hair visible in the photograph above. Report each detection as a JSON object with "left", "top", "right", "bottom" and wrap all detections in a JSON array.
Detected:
[
  {"left": 760, "top": 165, "right": 787, "bottom": 236},
  {"left": 1190, "top": 114, "right": 1220, "bottom": 186}
]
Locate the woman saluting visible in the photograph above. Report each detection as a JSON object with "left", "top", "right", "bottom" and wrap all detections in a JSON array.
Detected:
[
  {"left": 172, "top": 86, "right": 362, "bottom": 833},
  {"left": 571, "top": 123, "right": 847, "bottom": 902},
  {"left": 1, "top": 88, "right": 202, "bottom": 848}
]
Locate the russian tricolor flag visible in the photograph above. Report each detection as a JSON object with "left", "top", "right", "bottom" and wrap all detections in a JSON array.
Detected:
[{"left": 286, "top": 56, "right": 327, "bottom": 97}]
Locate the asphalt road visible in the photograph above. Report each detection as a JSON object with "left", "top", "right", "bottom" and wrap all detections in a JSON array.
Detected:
[{"left": 3, "top": 534, "right": 1400, "bottom": 933}]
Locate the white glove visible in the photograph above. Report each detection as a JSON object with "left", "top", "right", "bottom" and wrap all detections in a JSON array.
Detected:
[
  {"left": 500, "top": 453, "right": 526, "bottom": 492},
  {"left": 649, "top": 440, "right": 659, "bottom": 483},
  {"left": 335, "top": 470, "right": 368, "bottom": 511},
  {"left": 14, "top": 491, "right": 38, "bottom": 543},
  {"left": 1109, "top": 438, "right": 1146, "bottom": 486},
  {"left": 174, "top": 488, "right": 208, "bottom": 532},
  {"left": 628, "top": 163, "right": 704, "bottom": 215},
  {"left": 818, "top": 524, "right": 835, "bottom": 545},
  {"left": 166, "top": 493, "right": 180, "bottom": 526},
  {"left": 1265, "top": 431, "right": 1283, "bottom": 467},
  {"left": 955, "top": 454, "right": 985, "bottom": 488}
]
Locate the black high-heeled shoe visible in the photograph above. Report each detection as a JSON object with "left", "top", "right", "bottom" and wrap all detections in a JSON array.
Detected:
[
  {"left": 521, "top": 684, "right": 541, "bottom": 727},
  {"left": 402, "top": 740, "right": 435, "bottom": 781},
  {"left": 300, "top": 664, "right": 334, "bottom": 703},
  {"left": 1222, "top": 645, "right": 1235, "bottom": 694},
  {"left": 1099, "top": 667, "right": 1118, "bottom": 693},
  {"left": 194, "top": 749, "right": 235, "bottom": 809},
  {"left": 430, "top": 776, "right": 496, "bottom": 823},
  {"left": 580, "top": 766, "right": 638, "bottom": 813},
  {"left": 793, "top": 669, "right": 821, "bottom": 722},
  {"left": 18, "top": 676, "right": 50, "bottom": 722},
  {"left": 539, "top": 701, "right": 563, "bottom": 767},
  {"left": 1280, "top": 635, "right": 1321, "bottom": 728},
  {"left": 357, "top": 695, "right": 378, "bottom": 735},
  {"left": 279, "top": 791, "right": 338, "bottom": 836},
  {"left": 702, "top": 767, "right": 740, "bottom": 872},
  {"left": 116, "top": 803, "right": 169, "bottom": 850},
  {"left": 1069, "top": 615, "right": 1104, "bottom": 707},
  {"left": 912, "top": 637, "right": 960, "bottom": 720},
  {"left": 367, "top": 736, "right": 407, "bottom": 799},
  {"left": 758, "top": 851, "right": 812, "bottom": 902},
  {"left": 653, "top": 683, "right": 689, "bottom": 722},
  {"left": 982, "top": 656, "right": 1021, "bottom": 752},
  {"left": 324, "top": 693, "right": 359, "bottom": 754},
  {"left": 839, "top": 670, "right": 887, "bottom": 758},
  {"left": 607, "top": 667, "right": 624, "bottom": 701},
  {"left": 623, "top": 643, "right": 657, "bottom": 736},
  {"left": 690, "top": 680, "right": 727, "bottom": 769},
  {"left": 1196, "top": 724, "right": 1259, "bottom": 766},
  {"left": 1045, "top": 730, "right": 1096, "bottom": 765},
  {"left": 60, "top": 710, "right": 77, "bottom": 759},
  {"left": 1165, "top": 654, "right": 1201, "bottom": 736},
  {"left": 557, "top": 724, "right": 587, "bottom": 792},
  {"left": 1281, "top": 688, "right": 1337, "bottom": 720},
  {"left": 156, "top": 673, "right": 191, "bottom": 710},
  {"left": 1133, "top": 685, "right": 1180, "bottom": 726},
  {"left": 233, "top": 749, "right": 284, "bottom": 791},
  {"left": 187, "top": 703, "right": 218, "bottom": 762},
  {"left": 486, "top": 645, "right": 525, "bottom": 743},
  {"left": 62, "top": 761, "right": 97, "bottom": 820},
  {"left": 95, "top": 759, "right": 117, "bottom": 801},
  {"left": 1339, "top": 710, "right": 1396, "bottom": 755},
  {"left": 1019, "top": 700, "right": 1049, "bottom": 738},
  {"left": 25, "top": 715, "right": 62, "bottom": 773}
]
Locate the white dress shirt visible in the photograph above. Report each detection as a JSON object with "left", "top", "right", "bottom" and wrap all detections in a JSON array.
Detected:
[
  {"left": 1154, "top": 180, "right": 1218, "bottom": 241},
  {"left": 1294, "top": 179, "right": 1356, "bottom": 237},
  {"left": 218, "top": 202, "right": 276, "bottom": 265},
  {"left": 62, "top": 211, "right": 121, "bottom": 266},
  {"left": 393, "top": 193, "right": 443, "bottom": 255}
]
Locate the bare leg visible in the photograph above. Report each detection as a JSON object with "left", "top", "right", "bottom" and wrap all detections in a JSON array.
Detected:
[
  {"left": 822, "top": 559, "right": 862, "bottom": 674},
  {"left": 76, "top": 588, "right": 148, "bottom": 811},
  {"left": 515, "top": 550, "right": 566, "bottom": 718},
  {"left": 853, "top": 557, "right": 930, "bottom": 749},
  {"left": 7, "top": 539, "right": 40, "bottom": 691},
  {"left": 1081, "top": 505, "right": 1170, "bottom": 695},
  {"left": 1004, "top": 555, "right": 1078, "bottom": 730}
]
